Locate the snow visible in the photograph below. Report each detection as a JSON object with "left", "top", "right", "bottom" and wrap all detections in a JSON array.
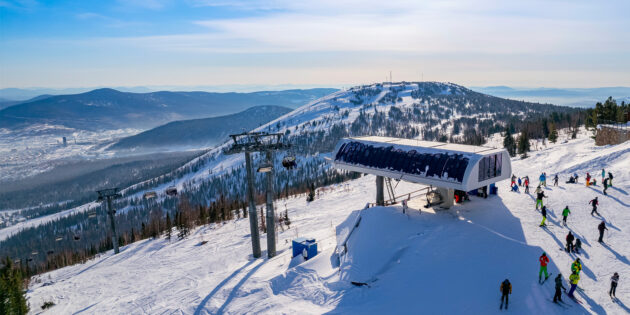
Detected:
[{"left": 26, "top": 135, "right": 630, "bottom": 314}]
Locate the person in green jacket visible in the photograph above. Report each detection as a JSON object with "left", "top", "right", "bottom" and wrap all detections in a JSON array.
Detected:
[
  {"left": 562, "top": 206, "right": 571, "bottom": 226},
  {"left": 571, "top": 258, "right": 582, "bottom": 275}
]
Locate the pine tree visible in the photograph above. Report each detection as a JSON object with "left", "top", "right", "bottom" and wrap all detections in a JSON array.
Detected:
[
  {"left": 165, "top": 213, "right": 172, "bottom": 241},
  {"left": 517, "top": 129, "right": 530, "bottom": 158},
  {"left": 502, "top": 126, "right": 517, "bottom": 157},
  {"left": 548, "top": 122, "right": 558, "bottom": 143},
  {"left": 0, "top": 257, "right": 29, "bottom": 314}
]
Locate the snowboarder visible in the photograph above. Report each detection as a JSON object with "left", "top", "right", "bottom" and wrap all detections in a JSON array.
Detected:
[
  {"left": 568, "top": 270, "right": 580, "bottom": 298},
  {"left": 511, "top": 184, "right": 519, "bottom": 193},
  {"left": 571, "top": 258, "right": 582, "bottom": 275},
  {"left": 608, "top": 172, "right": 613, "bottom": 187},
  {"left": 553, "top": 174, "right": 559, "bottom": 186},
  {"left": 566, "top": 231, "right": 575, "bottom": 253},
  {"left": 539, "top": 252, "right": 550, "bottom": 282},
  {"left": 602, "top": 168, "right": 606, "bottom": 183},
  {"left": 589, "top": 197, "right": 599, "bottom": 216},
  {"left": 598, "top": 220, "right": 608, "bottom": 243},
  {"left": 500, "top": 278, "right": 511, "bottom": 310},
  {"left": 566, "top": 175, "right": 576, "bottom": 184},
  {"left": 562, "top": 205, "right": 571, "bottom": 226},
  {"left": 610, "top": 272, "right": 619, "bottom": 298},
  {"left": 524, "top": 177, "right": 530, "bottom": 193},
  {"left": 535, "top": 190, "right": 547, "bottom": 210},
  {"left": 586, "top": 172, "right": 591, "bottom": 187},
  {"left": 574, "top": 238, "right": 582, "bottom": 254},
  {"left": 574, "top": 173, "right": 579, "bottom": 183},
  {"left": 603, "top": 178, "right": 609, "bottom": 195},
  {"left": 540, "top": 173, "right": 547, "bottom": 187},
  {"left": 540, "top": 206, "right": 548, "bottom": 227},
  {"left": 553, "top": 274, "right": 566, "bottom": 303}
]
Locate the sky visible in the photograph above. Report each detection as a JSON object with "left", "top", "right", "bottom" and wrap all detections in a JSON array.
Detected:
[{"left": 0, "top": 0, "right": 629, "bottom": 89}]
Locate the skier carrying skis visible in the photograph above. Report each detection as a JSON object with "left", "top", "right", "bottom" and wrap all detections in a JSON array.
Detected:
[
  {"left": 571, "top": 258, "right": 582, "bottom": 275},
  {"left": 553, "top": 274, "right": 566, "bottom": 303},
  {"left": 568, "top": 270, "right": 580, "bottom": 298},
  {"left": 608, "top": 172, "right": 614, "bottom": 187},
  {"left": 562, "top": 205, "right": 571, "bottom": 226},
  {"left": 589, "top": 197, "right": 600, "bottom": 216},
  {"left": 536, "top": 190, "right": 547, "bottom": 210},
  {"left": 539, "top": 252, "right": 550, "bottom": 282},
  {"left": 598, "top": 220, "right": 608, "bottom": 243},
  {"left": 610, "top": 272, "right": 619, "bottom": 298},
  {"left": 586, "top": 172, "right": 591, "bottom": 187},
  {"left": 553, "top": 174, "right": 559, "bottom": 186},
  {"left": 566, "top": 231, "right": 575, "bottom": 253},
  {"left": 574, "top": 238, "right": 582, "bottom": 254},
  {"left": 540, "top": 206, "right": 548, "bottom": 227},
  {"left": 500, "top": 278, "right": 511, "bottom": 310}
]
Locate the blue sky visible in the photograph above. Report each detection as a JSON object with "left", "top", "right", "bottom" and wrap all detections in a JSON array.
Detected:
[{"left": 1, "top": 0, "right": 629, "bottom": 89}]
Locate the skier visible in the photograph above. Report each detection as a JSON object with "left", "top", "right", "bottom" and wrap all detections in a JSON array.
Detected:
[
  {"left": 598, "top": 220, "right": 608, "bottom": 243},
  {"left": 603, "top": 178, "right": 609, "bottom": 195},
  {"left": 553, "top": 274, "right": 566, "bottom": 303},
  {"left": 518, "top": 177, "right": 522, "bottom": 187},
  {"left": 610, "top": 272, "right": 619, "bottom": 298},
  {"left": 586, "top": 172, "right": 591, "bottom": 187},
  {"left": 511, "top": 174, "right": 517, "bottom": 187},
  {"left": 553, "top": 174, "right": 559, "bottom": 186},
  {"left": 568, "top": 270, "right": 580, "bottom": 299},
  {"left": 539, "top": 252, "right": 550, "bottom": 282},
  {"left": 402, "top": 199, "right": 408, "bottom": 214},
  {"left": 589, "top": 197, "right": 600, "bottom": 216},
  {"left": 540, "top": 172, "right": 547, "bottom": 187},
  {"left": 602, "top": 168, "right": 606, "bottom": 183},
  {"left": 562, "top": 205, "right": 571, "bottom": 226},
  {"left": 535, "top": 189, "right": 547, "bottom": 210},
  {"left": 566, "top": 231, "right": 575, "bottom": 253},
  {"left": 539, "top": 206, "right": 548, "bottom": 227},
  {"left": 574, "top": 173, "right": 579, "bottom": 183},
  {"left": 608, "top": 172, "right": 613, "bottom": 186},
  {"left": 500, "top": 278, "right": 511, "bottom": 310},
  {"left": 574, "top": 238, "right": 582, "bottom": 254},
  {"left": 571, "top": 258, "right": 582, "bottom": 275},
  {"left": 524, "top": 176, "right": 530, "bottom": 194}
]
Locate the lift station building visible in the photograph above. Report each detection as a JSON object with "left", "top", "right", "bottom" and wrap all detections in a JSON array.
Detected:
[{"left": 332, "top": 136, "right": 512, "bottom": 208}]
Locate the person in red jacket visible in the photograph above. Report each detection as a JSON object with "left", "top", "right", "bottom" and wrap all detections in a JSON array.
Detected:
[{"left": 539, "top": 252, "right": 550, "bottom": 283}]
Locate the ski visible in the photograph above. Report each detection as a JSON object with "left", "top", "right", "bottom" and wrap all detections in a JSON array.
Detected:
[
  {"left": 547, "top": 299, "right": 568, "bottom": 309},
  {"left": 568, "top": 296, "right": 583, "bottom": 304},
  {"left": 540, "top": 273, "right": 553, "bottom": 285}
]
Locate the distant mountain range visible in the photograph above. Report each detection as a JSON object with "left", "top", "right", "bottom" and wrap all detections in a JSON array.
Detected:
[
  {"left": 109, "top": 105, "right": 293, "bottom": 151},
  {"left": 472, "top": 86, "right": 630, "bottom": 107},
  {"left": 0, "top": 88, "right": 337, "bottom": 130}
]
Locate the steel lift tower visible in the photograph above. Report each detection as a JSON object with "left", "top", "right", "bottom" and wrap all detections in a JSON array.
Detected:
[
  {"left": 225, "top": 132, "right": 290, "bottom": 258},
  {"left": 97, "top": 188, "right": 122, "bottom": 254}
]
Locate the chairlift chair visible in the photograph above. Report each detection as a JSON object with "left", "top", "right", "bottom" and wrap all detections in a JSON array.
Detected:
[
  {"left": 165, "top": 186, "right": 178, "bottom": 196},
  {"left": 47, "top": 250, "right": 54, "bottom": 255},
  {"left": 73, "top": 234, "right": 81, "bottom": 241},
  {"left": 143, "top": 191, "right": 157, "bottom": 200},
  {"left": 55, "top": 236, "right": 63, "bottom": 242}
]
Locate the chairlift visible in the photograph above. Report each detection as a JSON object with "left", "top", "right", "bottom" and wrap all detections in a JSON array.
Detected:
[
  {"left": 55, "top": 236, "right": 63, "bottom": 242},
  {"left": 257, "top": 163, "right": 273, "bottom": 173},
  {"left": 73, "top": 234, "right": 81, "bottom": 241},
  {"left": 31, "top": 251, "right": 38, "bottom": 255},
  {"left": 88, "top": 211, "right": 97, "bottom": 218},
  {"left": 282, "top": 155, "right": 297, "bottom": 170},
  {"left": 165, "top": 186, "right": 178, "bottom": 196},
  {"left": 143, "top": 191, "right": 157, "bottom": 200},
  {"left": 47, "top": 250, "right": 54, "bottom": 255}
]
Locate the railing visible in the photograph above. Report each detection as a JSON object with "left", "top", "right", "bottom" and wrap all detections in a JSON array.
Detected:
[{"left": 368, "top": 186, "right": 432, "bottom": 207}]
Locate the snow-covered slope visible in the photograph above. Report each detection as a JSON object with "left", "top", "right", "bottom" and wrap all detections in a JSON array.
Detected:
[{"left": 27, "top": 132, "right": 630, "bottom": 314}]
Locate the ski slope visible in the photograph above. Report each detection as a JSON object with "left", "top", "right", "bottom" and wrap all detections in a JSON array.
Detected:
[{"left": 27, "top": 134, "right": 630, "bottom": 314}]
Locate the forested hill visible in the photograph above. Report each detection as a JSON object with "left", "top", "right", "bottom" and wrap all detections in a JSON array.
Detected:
[
  {"left": 109, "top": 105, "right": 293, "bottom": 151},
  {"left": 0, "top": 88, "right": 337, "bottom": 130}
]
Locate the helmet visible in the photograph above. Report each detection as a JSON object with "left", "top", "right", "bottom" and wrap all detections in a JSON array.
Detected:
[{"left": 542, "top": 252, "right": 546, "bottom": 256}]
